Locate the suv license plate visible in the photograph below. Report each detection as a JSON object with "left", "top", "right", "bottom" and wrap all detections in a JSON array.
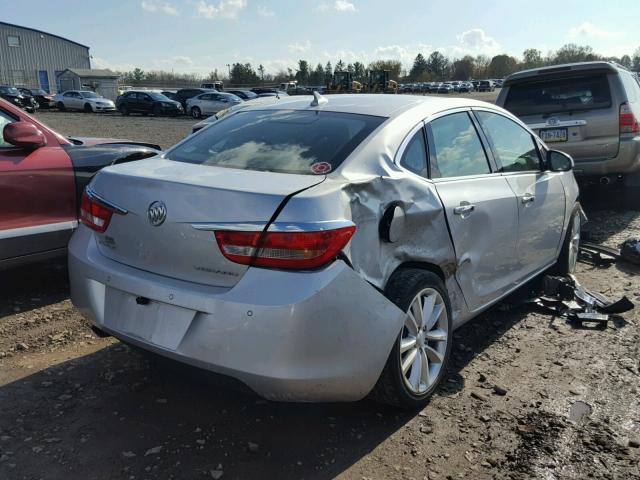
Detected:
[{"left": 540, "top": 128, "right": 568, "bottom": 143}]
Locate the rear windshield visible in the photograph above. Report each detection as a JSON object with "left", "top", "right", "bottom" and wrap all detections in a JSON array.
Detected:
[
  {"left": 505, "top": 75, "right": 612, "bottom": 116},
  {"left": 166, "top": 110, "right": 385, "bottom": 175}
]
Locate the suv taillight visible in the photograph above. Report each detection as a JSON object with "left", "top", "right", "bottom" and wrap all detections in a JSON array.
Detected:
[
  {"left": 214, "top": 226, "right": 356, "bottom": 269},
  {"left": 80, "top": 191, "right": 114, "bottom": 233},
  {"left": 620, "top": 102, "right": 639, "bottom": 134}
]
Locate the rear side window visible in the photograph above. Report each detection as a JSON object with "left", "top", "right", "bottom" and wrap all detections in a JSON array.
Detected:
[
  {"left": 620, "top": 72, "right": 639, "bottom": 102},
  {"left": 166, "top": 110, "right": 385, "bottom": 175},
  {"left": 504, "top": 75, "right": 612, "bottom": 116},
  {"left": 475, "top": 111, "right": 541, "bottom": 172},
  {"left": 428, "top": 112, "right": 490, "bottom": 178},
  {"left": 399, "top": 129, "right": 428, "bottom": 177}
]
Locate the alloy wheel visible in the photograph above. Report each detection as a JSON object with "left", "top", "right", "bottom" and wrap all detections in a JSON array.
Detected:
[{"left": 400, "top": 288, "right": 448, "bottom": 395}]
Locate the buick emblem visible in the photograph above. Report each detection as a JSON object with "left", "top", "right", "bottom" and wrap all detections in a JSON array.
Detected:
[
  {"left": 546, "top": 117, "right": 560, "bottom": 126},
  {"left": 148, "top": 201, "right": 167, "bottom": 226}
]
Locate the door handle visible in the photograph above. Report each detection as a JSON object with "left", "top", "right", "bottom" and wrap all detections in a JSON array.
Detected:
[
  {"left": 521, "top": 193, "right": 536, "bottom": 204},
  {"left": 453, "top": 204, "right": 475, "bottom": 215}
]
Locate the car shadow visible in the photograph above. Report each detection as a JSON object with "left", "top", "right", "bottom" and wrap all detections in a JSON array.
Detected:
[{"left": 0, "top": 259, "right": 69, "bottom": 319}]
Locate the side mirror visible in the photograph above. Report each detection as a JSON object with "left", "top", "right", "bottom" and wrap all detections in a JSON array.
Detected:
[
  {"left": 3, "top": 122, "right": 46, "bottom": 149},
  {"left": 547, "top": 149, "right": 573, "bottom": 172}
]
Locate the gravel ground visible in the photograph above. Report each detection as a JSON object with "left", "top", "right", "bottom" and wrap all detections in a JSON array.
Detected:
[{"left": 1, "top": 101, "right": 639, "bottom": 480}]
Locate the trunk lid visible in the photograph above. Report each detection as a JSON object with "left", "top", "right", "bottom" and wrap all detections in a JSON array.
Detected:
[{"left": 89, "top": 158, "right": 322, "bottom": 287}]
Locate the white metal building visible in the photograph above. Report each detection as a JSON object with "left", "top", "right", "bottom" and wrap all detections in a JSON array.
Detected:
[
  {"left": 58, "top": 69, "right": 119, "bottom": 100},
  {"left": 0, "top": 21, "right": 91, "bottom": 93}
]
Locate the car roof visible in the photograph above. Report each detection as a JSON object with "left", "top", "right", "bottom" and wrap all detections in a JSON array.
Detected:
[
  {"left": 504, "top": 61, "right": 623, "bottom": 85},
  {"left": 236, "top": 93, "right": 492, "bottom": 119}
]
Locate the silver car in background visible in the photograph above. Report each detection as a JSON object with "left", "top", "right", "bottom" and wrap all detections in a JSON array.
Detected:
[
  {"left": 53, "top": 90, "right": 116, "bottom": 113},
  {"left": 186, "top": 92, "right": 243, "bottom": 118},
  {"left": 69, "top": 94, "right": 580, "bottom": 408}
]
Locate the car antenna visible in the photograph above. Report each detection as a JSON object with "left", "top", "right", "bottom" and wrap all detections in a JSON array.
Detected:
[{"left": 310, "top": 91, "right": 328, "bottom": 107}]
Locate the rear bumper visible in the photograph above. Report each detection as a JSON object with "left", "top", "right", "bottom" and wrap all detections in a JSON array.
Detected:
[
  {"left": 68, "top": 227, "right": 404, "bottom": 402},
  {"left": 570, "top": 136, "right": 640, "bottom": 177}
]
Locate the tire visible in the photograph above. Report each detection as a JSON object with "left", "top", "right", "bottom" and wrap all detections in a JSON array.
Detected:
[
  {"left": 120, "top": 105, "right": 129, "bottom": 116},
  {"left": 554, "top": 205, "right": 581, "bottom": 275},
  {"left": 191, "top": 106, "right": 201, "bottom": 119},
  {"left": 370, "top": 269, "right": 453, "bottom": 409},
  {"left": 57, "top": 101, "right": 66, "bottom": 111},
  {"left": 84, "top": 103, "right": 93, "bottom": 113}
]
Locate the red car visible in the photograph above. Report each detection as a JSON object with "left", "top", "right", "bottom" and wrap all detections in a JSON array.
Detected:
[{"left": 0, "top": 98, "right": 159, "bottom": 270}]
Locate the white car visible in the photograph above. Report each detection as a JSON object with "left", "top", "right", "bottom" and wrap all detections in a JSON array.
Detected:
[
  {"left": 53, "top": 90, "right": 116, "bottom": 113},
  {"left": 186, "top": 92, "right": 243, "bottom": 118}
]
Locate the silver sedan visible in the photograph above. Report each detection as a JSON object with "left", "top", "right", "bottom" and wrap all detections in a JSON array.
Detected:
[
  {"left": 69, "top": 93, "right": 580, "bottom": 408},
  {"left": 186, "top": 92, "right": 243, "bottom": 118}
]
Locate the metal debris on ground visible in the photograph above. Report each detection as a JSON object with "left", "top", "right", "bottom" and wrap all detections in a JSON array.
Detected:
[
  {"left": 499, "top": 275, "right": 634, "bottom": 327},
  {"left": 579, "top": 238, "right": 640, "bottom": 267}
]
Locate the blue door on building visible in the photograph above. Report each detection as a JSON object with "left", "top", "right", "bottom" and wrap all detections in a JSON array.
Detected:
[{"left": 39, "top": 71, "right": 50, "bottom": 93}]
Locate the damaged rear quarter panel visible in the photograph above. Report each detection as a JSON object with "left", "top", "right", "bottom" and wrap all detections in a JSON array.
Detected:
[{"left": 273, "top": 114, "right": 470, "bottom": 328}]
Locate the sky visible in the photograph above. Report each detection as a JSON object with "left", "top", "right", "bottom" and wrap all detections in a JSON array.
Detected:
[{"left": 1, "top": 0, "right": 639, "bottom": 75}]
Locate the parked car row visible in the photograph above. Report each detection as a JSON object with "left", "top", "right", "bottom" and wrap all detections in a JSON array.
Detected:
[{"left": 398, "top": 79, "right": 503, "bottom": 94}]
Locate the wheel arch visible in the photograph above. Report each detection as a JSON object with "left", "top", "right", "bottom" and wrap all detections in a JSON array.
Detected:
[{"left": 386, "top": 261, "right": 446, "bottom": 290}]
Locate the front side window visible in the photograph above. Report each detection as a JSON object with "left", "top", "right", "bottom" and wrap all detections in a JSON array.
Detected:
[
  {"left": 166, "top": 110, "right": 385, "bottom": 175},
  {"left": 475, "top": 111, "right": 541, "bottom": 172},
  {"left": 428, "top": 112, "right": 490, "bottom": 178},
  {"left": 399, "top": 129, "right": 428, "bottom": 177},
  {"left": 0, "top": 109, "right": 17, "bottom": 148}
]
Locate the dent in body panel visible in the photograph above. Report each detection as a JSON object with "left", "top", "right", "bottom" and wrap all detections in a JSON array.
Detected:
[{"left": 275, "top": 171, "right": 469, "bottom": 328}]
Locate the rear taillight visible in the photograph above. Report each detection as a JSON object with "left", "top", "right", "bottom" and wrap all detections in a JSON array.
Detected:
[
  {"left": 80, "top": 191, "right": 114, "bottom": 233},
  {"left": 620, "top": 102, "right": 639, "bottom": 135},
  {"left": 214, "top": 226, "right": 356, "bottom": 269}
]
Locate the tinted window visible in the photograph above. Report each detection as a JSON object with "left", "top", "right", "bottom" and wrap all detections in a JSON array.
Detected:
[
  {"left": 504, "top": 75, "right": 611, "bottom": 116},
  {"left": 429, "top": 112, "right": 490, "bottom": 178},
  {"left": 475, "top": 111, "right": 541, "bottom": 172},
  {"left": 167, "top": 110, "right": 385, "bottom": 175},
  {"left": 399, "top": 129, "right": 428, "bottom": 177}
]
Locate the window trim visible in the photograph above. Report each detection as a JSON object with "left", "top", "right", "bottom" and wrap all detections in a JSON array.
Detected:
[
  {"left": 471, "top": 107, "right": 543, "bottom": 175},
  {"left": 394, "top": 121, "right": 430, "bottom": 180},
  {"left": 424, "top": 109, "right": 497, "bottom": 181}
]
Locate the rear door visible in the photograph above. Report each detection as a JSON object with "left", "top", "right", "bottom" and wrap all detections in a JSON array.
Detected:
[
  {"left": 427, "top": 110, "right": 520, "bottom": 312},
  {"left": 502, "top": 73, "right": 619, "bottom": 164},
  {"left": 474, "top": 109, "right": 566, "bottom": 277},
  {"left": 0, "top": 107, "right": 76, "bottom": 263}
]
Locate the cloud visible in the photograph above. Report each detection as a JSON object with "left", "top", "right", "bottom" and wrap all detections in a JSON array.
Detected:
[
  {"left": 141, "top": 0, "right": 179, "bottom": 15},
  {"left": 151, "top": 55, "right": 195, "bottom": 69},
  {"left": 197, "top": 0, "right": 247, "bottom": 19},
  {"left": 257, "top": 5, "right": 275, "bottom": 17},
  {"left": 91, "top": 57, "right": 135, "bottom": 72},
  {"left": 568, "top": 22, "right": 617, "bottom": 39},
  {"left": 288, "top": 40, "right": 312, "bottom": 54},
  {"left": 447, "top": 28, "right": 502, "bottom": 57},
  {"left": 317, "top": 1, "right": 357, "bottom": 12}
]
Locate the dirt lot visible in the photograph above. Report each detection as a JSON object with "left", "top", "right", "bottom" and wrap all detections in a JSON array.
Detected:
[{"left": 2, "top": 99, "right": 640, "bottom": 480}]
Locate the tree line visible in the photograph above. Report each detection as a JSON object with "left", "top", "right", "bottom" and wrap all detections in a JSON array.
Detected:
[{"left": 118, "top": 44, "right": 640, "bottom": 88}]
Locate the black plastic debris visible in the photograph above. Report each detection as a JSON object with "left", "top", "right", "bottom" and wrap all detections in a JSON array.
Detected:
[
  {"left": 620, "top": 239, "right": 640, "bottom": 265},
  {"left": 579, "top": 238, "right": 640, "bottom": 267},
  {"left": 499, "top": 275, "right": 634, "bottom": 327}
]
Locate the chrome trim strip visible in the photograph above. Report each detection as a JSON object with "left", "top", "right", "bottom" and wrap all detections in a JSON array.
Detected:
[
  {"left": 0, "top": 220, "right": 78, "bottom": 240},
  {"left": 86, "top": 187, "right": 128, "bottom": 215},
  {"left": 527, "top": 120, "right": 587, "bottom": 129},
  {"left": 191, "top": 220, "right": 355, "bottom": 232}
]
